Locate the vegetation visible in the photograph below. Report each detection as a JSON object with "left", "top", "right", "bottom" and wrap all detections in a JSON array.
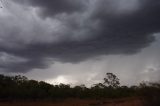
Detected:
[
  {"left": 103, "top": 72, "right": 120, "bottom": 88},
  {"left": 0, "top": 73, "right": 160, "bottom": 105}
]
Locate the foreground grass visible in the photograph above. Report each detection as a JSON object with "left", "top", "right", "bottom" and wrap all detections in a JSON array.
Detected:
[{"left": 0, "top": 97, "right": 143, "bottom": 106}]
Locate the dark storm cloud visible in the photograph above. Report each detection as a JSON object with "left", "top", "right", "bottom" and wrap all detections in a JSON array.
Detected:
[
  {"left": 95, "top": 0, "right": 160, "bottom": 36},
  {"left": 0, "top": 0, "right": 160, "bottom": 72},
  {"left": 13, "top": 0, "right": 88, "bottom": 17}
]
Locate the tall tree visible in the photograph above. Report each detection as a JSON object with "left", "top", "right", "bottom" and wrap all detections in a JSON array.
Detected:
[{"left": 103, "top": 73, "right": 120, "bottom": 88}]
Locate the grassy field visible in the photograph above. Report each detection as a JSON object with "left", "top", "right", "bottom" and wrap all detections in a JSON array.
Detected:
[{"left": 0, "top": 97, "right": 143, "bottom": 106}]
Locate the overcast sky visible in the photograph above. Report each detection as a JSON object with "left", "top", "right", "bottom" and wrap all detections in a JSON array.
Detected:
[{"left": 0, "top": 0, "right": 160, "bottom": 86}]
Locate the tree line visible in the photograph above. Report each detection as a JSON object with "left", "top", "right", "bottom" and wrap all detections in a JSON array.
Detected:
[{"left": 0, "top": 73, "right": 160, "bottom": 105}]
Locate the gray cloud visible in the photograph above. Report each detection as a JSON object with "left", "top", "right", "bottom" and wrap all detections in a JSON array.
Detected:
[
  {"left": 0, "top": 0, "right": 160, "bottom": 73},
  {"left": 13, "top": 0, "right": 88, "bottom": 17}
]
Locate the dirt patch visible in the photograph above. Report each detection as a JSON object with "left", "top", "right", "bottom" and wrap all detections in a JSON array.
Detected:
[{"left": 0, "top": 97, "right": 143, "bottom": 106}]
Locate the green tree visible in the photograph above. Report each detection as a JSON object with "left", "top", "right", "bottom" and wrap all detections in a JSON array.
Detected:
[{"left": 103, "top": 73, "right": 120, "bottom": 88}]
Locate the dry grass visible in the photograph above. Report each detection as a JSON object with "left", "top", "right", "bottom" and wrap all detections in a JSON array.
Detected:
[{"left": 0, "top": 97, "right": 143, "bottom": 106}]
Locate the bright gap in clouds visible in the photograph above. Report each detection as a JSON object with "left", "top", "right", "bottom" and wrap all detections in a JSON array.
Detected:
[{"left": 45, "top": 75, "right": 78, "bottom": 86}]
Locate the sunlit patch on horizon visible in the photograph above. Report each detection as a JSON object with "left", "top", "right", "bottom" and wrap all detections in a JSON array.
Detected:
[{"left": 45, "top": 75, "right": 78, "bottom": 86}]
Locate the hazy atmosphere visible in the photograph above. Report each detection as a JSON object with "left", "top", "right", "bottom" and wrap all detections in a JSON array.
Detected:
[{"left": 0, "top": 0, "right": 160, "bottom": 86}]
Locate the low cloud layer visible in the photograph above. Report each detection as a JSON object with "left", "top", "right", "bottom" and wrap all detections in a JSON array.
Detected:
[
  {"left": 13, "top": 0, "right": 88, "bottom": 17},
  {"left": 0, "top": 0, "right": 160, "bottom": 73}
]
